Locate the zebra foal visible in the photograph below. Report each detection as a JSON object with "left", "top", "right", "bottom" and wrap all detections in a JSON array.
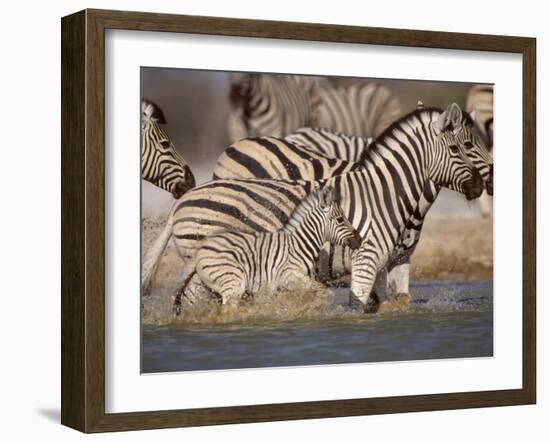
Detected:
[{"left": 174, "top": 187, "right": 362, "bottom": 311}]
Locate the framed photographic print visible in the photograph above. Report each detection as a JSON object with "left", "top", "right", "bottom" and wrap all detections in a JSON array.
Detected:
[{"left": 61, "top": 9, "right": 536, "bottom": 433}]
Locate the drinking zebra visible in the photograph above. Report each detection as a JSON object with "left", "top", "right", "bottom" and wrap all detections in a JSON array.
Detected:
[
  {"left": 142, "top": 103, "right": 493, "bottom": 312},
  {"left": 466, "top": 85, "right": 494, "bottom": 217},
  {"left": 173, "top": 187, "right": 362, "bottom": 314},
  {"left": 227, "top": 73, "right": 401, "bottom": 142},
  {"left": 141, "top": 99, "right": 196, "bottom": 198}
]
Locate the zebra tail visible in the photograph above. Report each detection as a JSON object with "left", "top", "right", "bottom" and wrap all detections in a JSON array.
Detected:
[{"left": 141, "top": 215, "right": 174, "bottom": 295}]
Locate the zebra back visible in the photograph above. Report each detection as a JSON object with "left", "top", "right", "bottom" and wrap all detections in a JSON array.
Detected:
[
  {"left": 212, "top": 134, "right": 360, "bottom": 181},
  {"left": 313, "top": 82, "right": 402, "bottom": 138},
  {"left": 284, "top": 127, "right": 372, "bottom": 162}
]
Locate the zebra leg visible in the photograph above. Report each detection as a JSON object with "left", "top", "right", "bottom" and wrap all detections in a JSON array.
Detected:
[
  {"left": 349, "top": 246, "right": 380, "bottom": 313},
  {"left": 196, "top": 266, "right": 247, "bottom": 306},
  {"left": 387, "top": 260, "right": 410, "bottom": 296},
  {"left": 172, "top": 263, "right": 197, "bottom": 318}
]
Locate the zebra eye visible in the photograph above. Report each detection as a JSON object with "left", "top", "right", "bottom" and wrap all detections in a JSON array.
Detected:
[
  {"left": 464, "top": 141, "right": 474, "bottom": 149},
  {"left": 160, "top": 140, "right": 171, "bottom": 148},
  {"left": 449, "top": 145, "right": 459, "bottom": 154},
  {"left": 336, "top": 216, "right": 344, "bottom": 223}
]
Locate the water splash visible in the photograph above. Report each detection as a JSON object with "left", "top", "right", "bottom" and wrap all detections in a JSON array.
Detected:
[{"left": 142, "top": 280, "right": 492, "bottom": 326}]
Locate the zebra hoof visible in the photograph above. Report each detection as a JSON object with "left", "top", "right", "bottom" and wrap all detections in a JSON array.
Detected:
[
  {"left": 172, "top": 304, "right": 182, "bottom": 319},
  {"left": 364, "top": 291, "right": 380, "bottom": 314}
]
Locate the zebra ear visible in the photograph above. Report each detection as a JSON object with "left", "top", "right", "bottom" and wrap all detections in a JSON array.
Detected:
[
  {"left": 142, "top": 99, "right": 166, "bottom": 124},
  {"left": 435, "top": 103, "right": 462, "bottom": 133},
  {"left": 469, "top": 107, "right": 477, "bottom": 122},
  {"left": 320, "top": 186, "right": 335, "bottom": 207},
  {"left": 449, "top": 103, "right": 463, "bottom": 129}
]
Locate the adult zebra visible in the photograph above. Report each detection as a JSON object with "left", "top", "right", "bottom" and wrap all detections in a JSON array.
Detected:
[
  {"left": 466, "top": 85, "right": 494, "bottom": 150},
  {"left": 227, "top": 73, "right": 326, "bottom": 141},
  {"left": 227, "top": 73, "right": 401, "bottom": 142},
  {"left": 466, "top": 85, "right": 494, "bottom": 217},
  {"left": 141, "top": 99, "right": 196, "bottom": 198},
  {"left": 142, "top": 103, "right": 493, "bottom": 311},
  {"left": 314, "top": 82, "right": 402, "bottom": 140}
]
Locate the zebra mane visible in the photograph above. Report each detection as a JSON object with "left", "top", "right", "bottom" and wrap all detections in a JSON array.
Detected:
[
  {"left": 141, "top": 99, "right": 167, "bottom": 125},
  {"left": 357, "top": 105, "right": 474, "bottom": 165},
  {"left": 283, "top": 189, "right": 326, "bottom": 232}
]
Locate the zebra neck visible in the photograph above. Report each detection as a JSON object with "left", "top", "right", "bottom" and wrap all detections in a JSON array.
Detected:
[
  {"left": 358, "top": 111, "right": 438, "bottom": 218},
  {"left": 283, "top": 208, "right": 326, "bottom": 266}
]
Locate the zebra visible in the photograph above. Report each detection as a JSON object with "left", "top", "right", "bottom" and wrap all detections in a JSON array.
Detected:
[
  {"left": 314, "top": 82, "right": 402, "bottom": 140},
  {"left": 227, "top": 73, "right": 401, "bottom": 142},
  {"left": 212, "top": 132, "right": 362, "bottom": 181},
  {"left": 466, "top": 85, "right": 494, "bottom": 150},
  {"left": 141, "top": 99, "right": 196, "bottom": 198},
  {"left": 466, "top": 85, "right": 494, "bottom": 217},
  {"left": 285, "top": 127, "right": 372, "bottom": 162},
  {"left": 227, "top": 73, "right": 325, "bottom": 141},
  {"left": 142, "top": 103, "right": 493, "bottom": 312},
  {"left": 173, "top": 187, "right": 362, "bottom": 313}
]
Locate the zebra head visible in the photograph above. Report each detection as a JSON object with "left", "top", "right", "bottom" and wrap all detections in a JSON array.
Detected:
[
  {"left": 317, "top": 187, "right": 362, "bottom": 250},
  {"left": 428, "top": 103, "right": 493, "bottom": 200},
  {"left": 141, "top": 99, "right": 196, "bottom": 199}
]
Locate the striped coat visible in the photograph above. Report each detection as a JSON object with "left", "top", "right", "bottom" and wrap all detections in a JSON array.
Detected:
[
  {"left": 227, "top": 73, "right": 401, "bottom": 142},
  {"left": 212, "top": 132, "right": 361, "bottom": 181},
  {"left": 141, "top": 99, "right": 195, "bottom": 198}
]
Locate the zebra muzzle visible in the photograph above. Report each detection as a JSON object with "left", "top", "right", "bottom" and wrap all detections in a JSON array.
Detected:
[
  {"left": 172, "top": 168, "right": 196, "bottom": 199},
  {"left": 486, "top": 164, "right": 494, "bottom": 196},
  {"left": 463, "top": 169, "right": 484, "bottom": 201},
  {"left": 347, "top": 231, "right": 363, "bottom": 250}
]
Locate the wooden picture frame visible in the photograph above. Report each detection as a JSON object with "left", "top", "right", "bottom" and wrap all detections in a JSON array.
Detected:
[{"left": 61, "top": 8, "right": 536, "bottom": 433}]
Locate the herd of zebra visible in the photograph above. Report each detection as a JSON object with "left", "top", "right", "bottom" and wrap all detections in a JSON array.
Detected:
[{"left": 141, "top": 73, "right": 494, "bottom": 315}]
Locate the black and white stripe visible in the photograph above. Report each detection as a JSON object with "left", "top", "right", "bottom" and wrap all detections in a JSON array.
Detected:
[
  {"left": 466, "top": 85, "right": 494, "bottom": 217},
  {"left": 314, "top": 82, "right": 402, "bottom": 139},
  {"left": 143, "top": 103, "right": 493, "bottom": 311},
  {"left": 466, "top": 85, "right": 494, "bottom": 150},
  {"left": 173, "top": 188, "right": 361, "bottom": 310},
  {"left": 285, "top": 127, "right": 372, "bottom": 162},
  {"left": 141, "top": 99, "right": 195, "bottom": 198},
  {"left": 212, "top": 130, "right": 362, "bottom": 181},
  {"left": 227, "top": 73, "right": 401, "bottom": 142},
  {"left": 227, "top": 73, "right": 324, "bottom": 141}
]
